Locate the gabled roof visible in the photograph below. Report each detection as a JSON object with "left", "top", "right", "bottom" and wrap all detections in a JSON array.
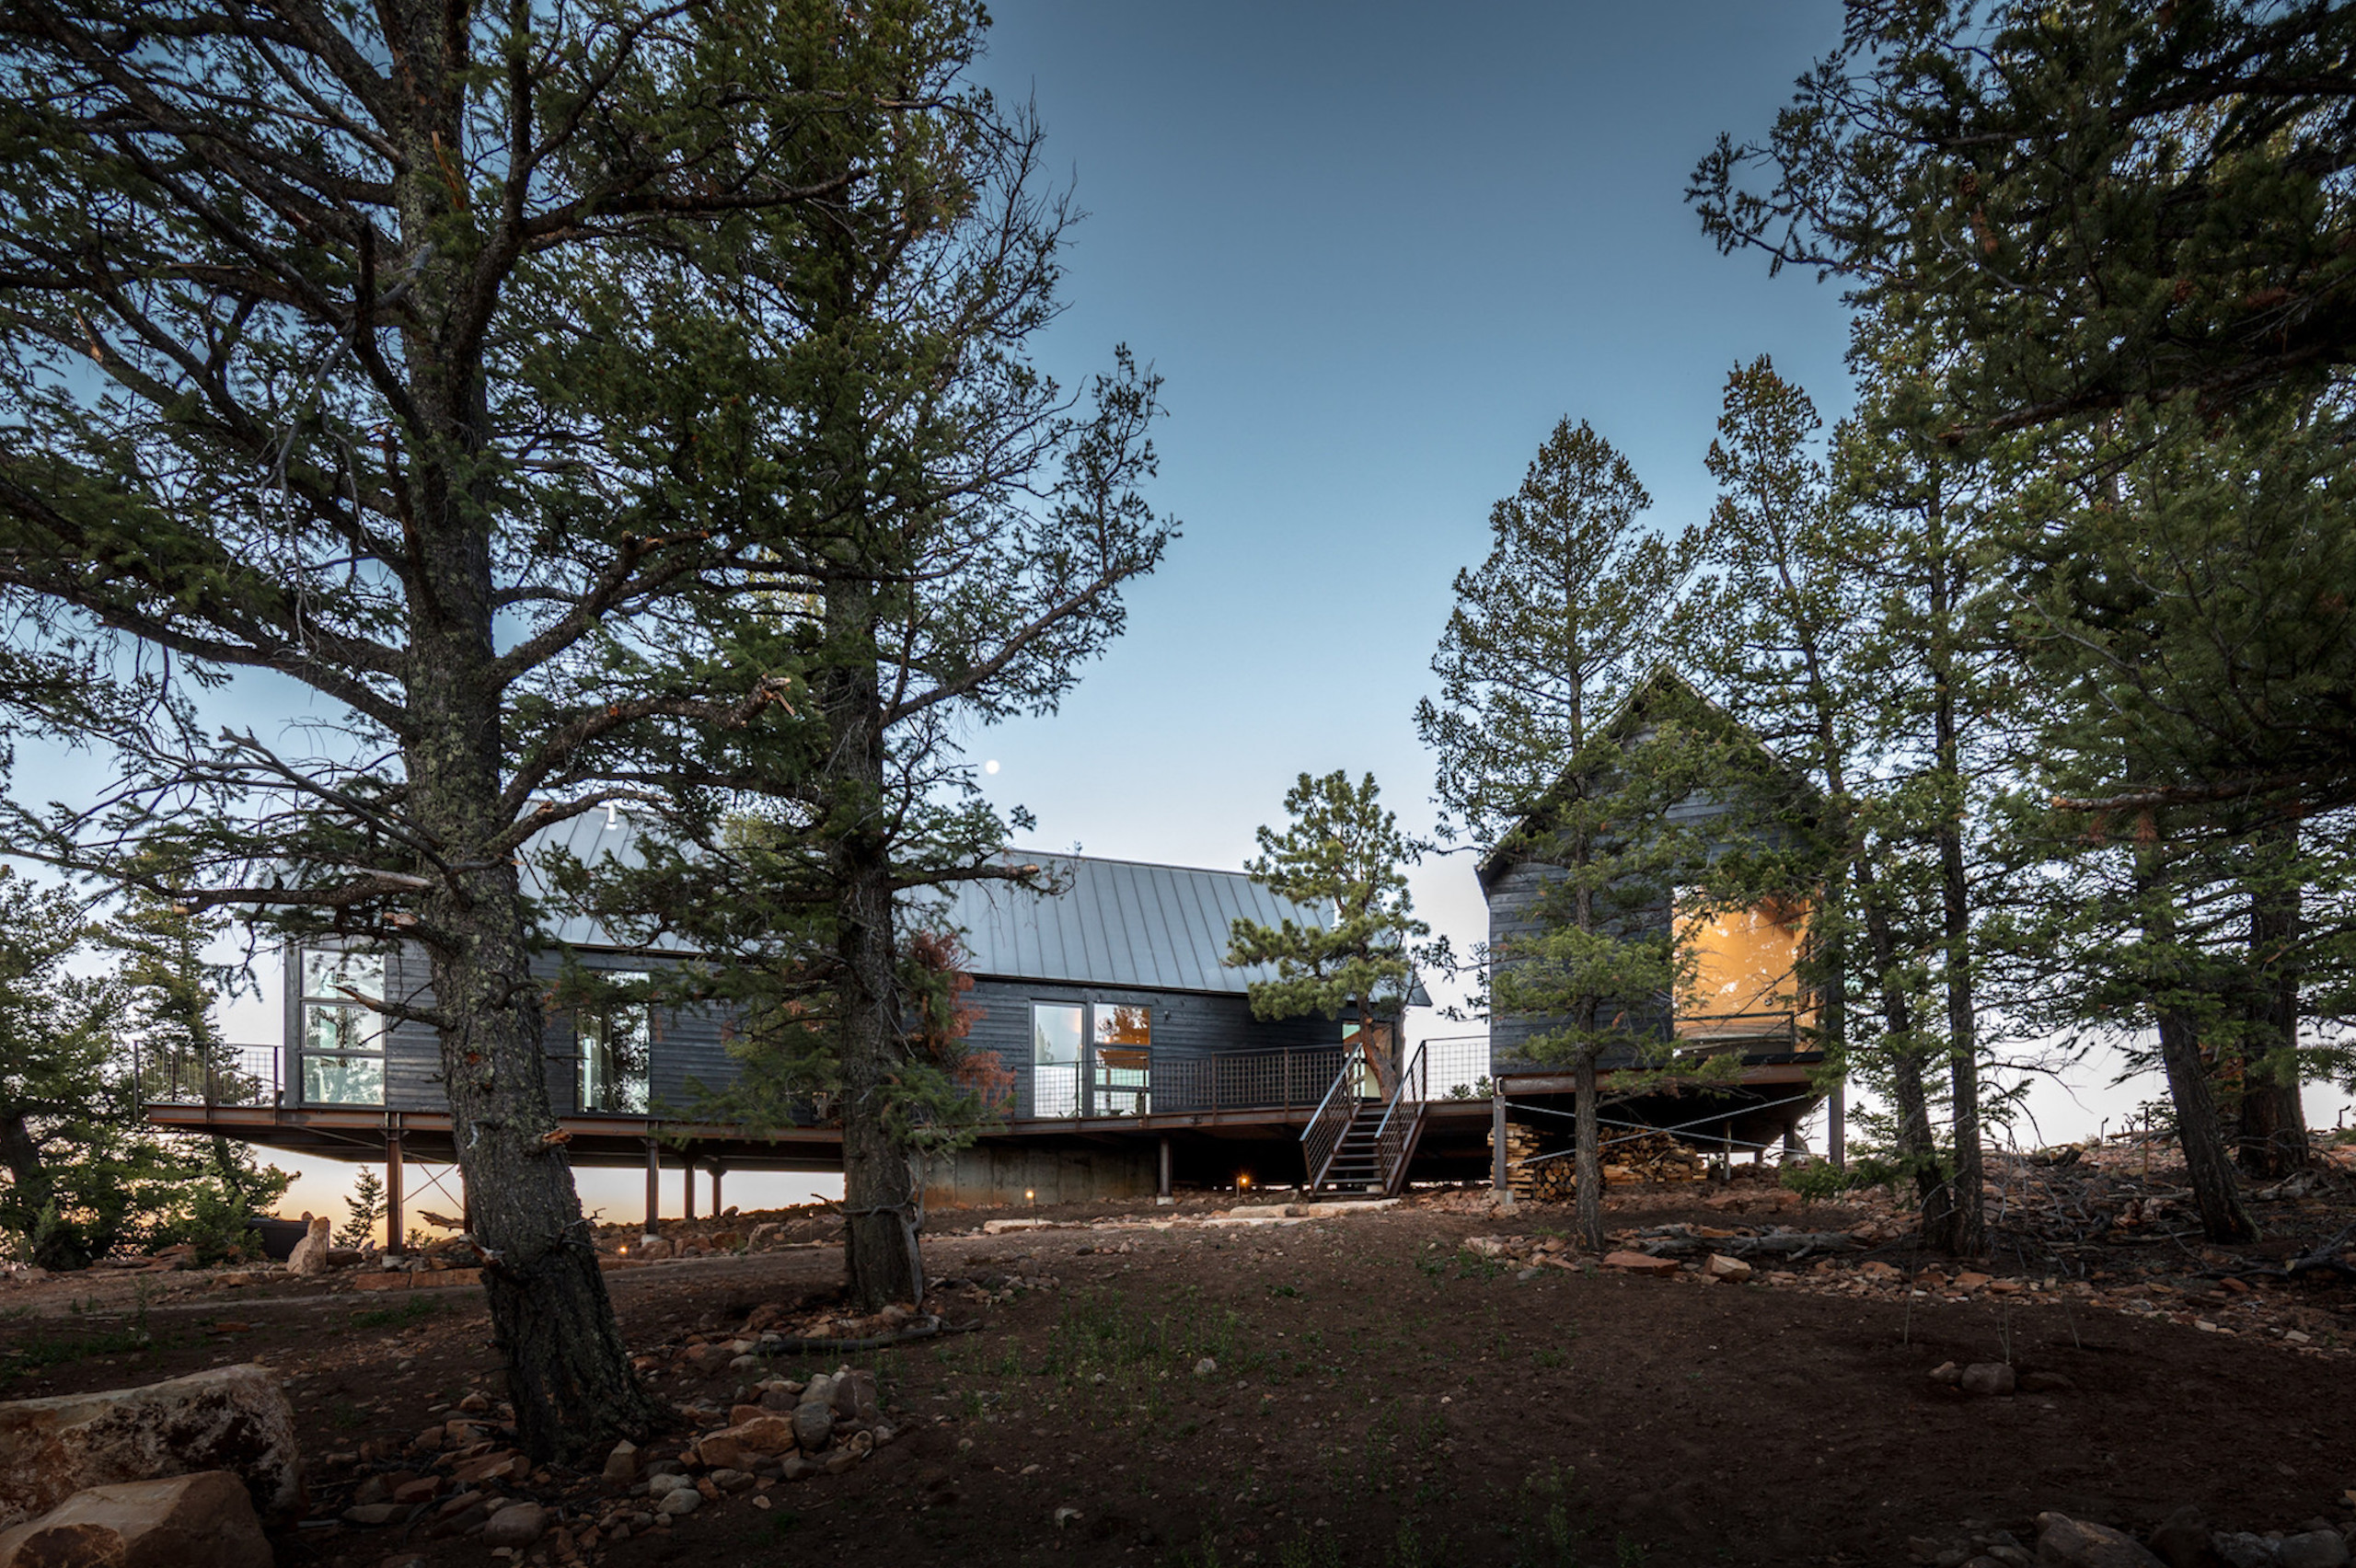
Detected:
[
  {"left": 927, "top": 852, "right": 1326, "bottom": 996},
  {"left": 521, "top": 819, "right": 1404, "bottom": 1002},
  {"left": 1473, "top": 665, "right": 1820, "bottom": 892}
]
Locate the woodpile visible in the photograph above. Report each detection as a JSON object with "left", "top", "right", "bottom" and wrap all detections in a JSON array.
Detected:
[{"left": 1602, "top": 1132, "right": 1706, "bottom": 1184}]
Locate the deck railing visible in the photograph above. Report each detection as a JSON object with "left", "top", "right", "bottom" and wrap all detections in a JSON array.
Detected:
[
  {"left": 1369, "top": 1041, "right": 1428, "bottom": 1195},
  {"left": 1146, "top": 1045, "right": 1346, "bottom": 1116},
  {"left": 135, "top": 1045, "right": 281, "bottom": 1111}
]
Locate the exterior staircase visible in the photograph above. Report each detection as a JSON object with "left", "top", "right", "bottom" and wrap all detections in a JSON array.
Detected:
[{"left": 1301, "top": 1042, "right": 1429, "bottom": 1198}]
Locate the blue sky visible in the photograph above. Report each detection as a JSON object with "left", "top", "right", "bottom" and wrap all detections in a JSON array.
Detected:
[{"left": 956, "top": 1, "right": 1853, "bottom": 1006}]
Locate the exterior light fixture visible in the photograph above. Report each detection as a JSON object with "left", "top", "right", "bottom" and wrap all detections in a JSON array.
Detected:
[{"left": 1024, "top": 1188, "right": 1035, "bottom": 1205}]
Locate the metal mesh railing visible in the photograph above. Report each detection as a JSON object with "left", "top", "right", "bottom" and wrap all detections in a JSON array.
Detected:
[
  {"left": 1144, "top": 1046, "right": 1346, "bottom": 1115},
  {"left": 136, "top": 1045, "right": 281, "bottom": 1109}
]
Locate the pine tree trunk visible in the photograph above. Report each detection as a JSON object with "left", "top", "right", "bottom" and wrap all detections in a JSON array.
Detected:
[
  {"left": 820, "top": 566, "right": 923, "bottom": 1312},
  {"left": 1926, "top": 533, "right": 1984, "bottom": 1258},
  {"left": 2237, "top": 829, "right": 2309, "bottom": 1177},
  {"left": 411, "top": 708, "right": 663, "bottom": 1465},
  {"left": 2139, "top": 859, "right": 2256, "bottom": 1244},
  {"left": 1573, "top": 1050, "right": 1603, "bottom": 1252},
  {"left": 1854, "top": 862, "right": 1948, "bottom": 1231}
]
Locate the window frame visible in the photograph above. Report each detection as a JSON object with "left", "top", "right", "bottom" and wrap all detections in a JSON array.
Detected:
[
  {"left": 297, "top": 947, "right": 387, "bottom": 1107},
  {"left": 577, "top": 970, "right": 655, "bottom": 1115}
]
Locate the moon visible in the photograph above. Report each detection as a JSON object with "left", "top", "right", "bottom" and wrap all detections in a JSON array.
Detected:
[{"left": 984, "top": 759, "right": 1000, "bottom": 775}]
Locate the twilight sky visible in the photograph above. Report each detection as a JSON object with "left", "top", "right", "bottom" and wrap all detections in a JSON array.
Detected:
[{"left": 59, "top": 3, "right": 2337, "bottom": 1225}]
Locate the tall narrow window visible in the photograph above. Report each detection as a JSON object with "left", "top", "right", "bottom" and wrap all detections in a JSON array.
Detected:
[
  {"left": 1031, "top": 1003, "right": 1084, "bottom": 1119},
  {"left": 580, "top": 971, "right": 653, "bottom": 1114},
  {"left": 300, "top": 949, "right": 386, "bottom": 1105},
  {"left": 1092, "top": 1005, "right": 1151, "bottom": 1116}
]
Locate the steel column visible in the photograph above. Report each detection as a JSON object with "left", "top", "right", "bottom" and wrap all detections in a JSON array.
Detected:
[
  {"left": 1157, "top": 1135, "right": 1172, "bottom": 1202},
  {"left": 1490, "top": 1087, "right": 1508, "bottom": 1197},
  {"left": 384, "top": 1127, "right": 404, "bottom": 1255},
  {"left": 642, "top": 1136, "right": 661, "bottom": 1242},
  {"left": 1829, "top": 1079, "right": 1846, "bottom": 1170}
]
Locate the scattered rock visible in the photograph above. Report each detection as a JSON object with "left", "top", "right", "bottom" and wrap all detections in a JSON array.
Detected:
[
  {"left": 0, "top": 1364, "right": 306, "bottom": 1529},
  {"left": 0, "top": 1471, "right": 272, "bottom": 1568},
  {"left": 2034, "top": 1510, "right": 2166, "bottom": 1567},
  {"left": 456, "top": 1392, "right": 490, "bottom": 1414},
  {"left": 2212, "top": 1537, "right": 2277, "bottom": 1568},
  {"left": 480, "top": 1502, "right": 545, "bottom": 1548},
  {"left": 644, "top": 1474, "right": 693, "bottom": 1501},
  {"left": 1054, "top": 1505, "right": 1082, "bottom": 1528},
  {"left": 601, "top": 1440, "right": 639, "bottom": 1486},
  {"left": 286, "top": 1216, "right": 334, "bottom": 1276},
  {"left": 1960, "top": 1363, "right": 2016, "bottom": 1397},
  {"left": 1600, "top": 1251, "right": 1679, "bottom": 1276},
  {"left": 1192, "top": 1358, "right": 1218, "bottom": 1378},
  {"left": 830, "top": 1368, "right": 881, "bottom": 1426},
  {"left": 341, "top": 1503, "right": 403, "bottom": 1528},
  {"left": 636, "top": 1237, "right": 676, "bottom": 1261},
  {"left": 719, "top": 1415, "right": 797, "bottom": 1457},
  {"left": 694, "top": 1434, "right": 752, "bottom": 1472},
  {"left": 791, "top": 1401, "right": 835, "bottom": 1453},
  {"left": 780, "top": 1455, "right": 821, "bottom": 1482},
  {"left": 2145, "top": 1506, "right": 2213, "bottom": 1568},
  {"left": 1704, "top": 1253, "right": 1754, "bottom": 1282},
  {"left": 1930, "top": 1362, "right": 1964, "bottom": 1385},
  {"left": 2280, "top": 1532, "right": 2352, "bottom": 1568},
  {"left": 656, "top": 1488, "right": 700, "bottom": 1517}
]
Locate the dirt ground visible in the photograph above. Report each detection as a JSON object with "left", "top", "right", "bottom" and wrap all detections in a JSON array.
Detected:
[{"left": 4, "top": 1167, "right": 2354, "bottom": 1568}]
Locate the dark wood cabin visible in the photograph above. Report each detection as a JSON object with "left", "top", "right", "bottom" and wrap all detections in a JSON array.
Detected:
[{"left": 1469, "top": 670, "right": 1837, "bottom": 1191}]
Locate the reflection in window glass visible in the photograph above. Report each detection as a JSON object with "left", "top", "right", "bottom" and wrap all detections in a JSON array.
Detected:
[
  {"left": 1031, "top": 1004, "right": 1083, "bottom": 1118},
  {"left": 299, "top": 947, "right": 387, "bottom": 1106},
  {"left": 302, "top": 950, "right": 384, "bottom": 1004},
  {"left": 302, "top": 1053, "right": 385, "bottom": 1106},
  {"left": 580, "top": 972, "right": 653, "bottom": 1114}
]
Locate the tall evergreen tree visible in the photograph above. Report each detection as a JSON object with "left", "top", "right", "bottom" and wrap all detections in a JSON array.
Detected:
[
  {"left": 535, "top": 17, "right": 1174, "bottom": 1309},
  {"left": 0, "top": 0, "right": 998, "bottom": 1459},
  {"left": 1693, "top": 0, "right": 2356, "bottom": 819},
  {"left": 1227, "top": 771, "right": 1427, "bottom": 1087},
  {"left": 1416, "top": 420, "right": 1708, "bottom": 1249}
]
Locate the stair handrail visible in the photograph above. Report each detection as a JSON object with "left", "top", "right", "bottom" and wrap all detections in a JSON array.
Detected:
[
  {"left": 1299, "top": 1051, "right": 1362, "bottom": 1192},
  {"left": 1369, "top": 1041, "right": 1428, "bottom": 1195}
]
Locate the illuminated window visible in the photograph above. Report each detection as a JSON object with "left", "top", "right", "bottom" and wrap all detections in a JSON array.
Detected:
[
  {"left": 299, "top": 949, "right": 386, "bottom": 1105},
  {"left": 580, "top": 971, "right": 653, "bottom": 1114},
  {"left": 1092, "top": 1005, "right": 1152, "bottom": 1116},
  {"left": 1674, "top": 895, "right": 1813, "bottom": 1045}
]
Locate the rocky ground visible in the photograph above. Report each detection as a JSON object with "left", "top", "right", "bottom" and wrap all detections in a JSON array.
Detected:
[{"left": 2, "top": 1146, "right": 2353, "bottom": 1567}]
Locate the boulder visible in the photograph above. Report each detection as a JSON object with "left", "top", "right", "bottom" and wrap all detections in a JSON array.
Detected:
[
  {"left": 2144, "top": 1506, "right": 2214, "bottom": 1568},
  {"left": 0, "top": 1471, "right": 271, "bottom": 1568},
  {"left": 2280, "top": 1534, "right": 2352, "bottom": 1568},
  {"left": 480, "top": 1502, "right": 545, "bottom": 1549},
  {"left": 2035, "top": 1512, "right": 2166, "bottom": 1568},
  {"left": 1703, "top": 1254, "right": 1754, "bottom": 1282},
  {"left": 0, "top": 1365, "right": 304, "bottom": 1530},
  {"left": 791, "top": 1401, "right": 834, "bottom": 1453},
  {"left": 829, "top": 1369, "right": 881, "bottom": 1426},
  {"left": 695, "top": 1434, "right": 751, "bottom": 1471},
  {"left": 285, "top": 1216, "right": 334, "bottom": 1277},
  {"left": 656, "top": 1488, "right": 700, "bottom": 1517},
  {"left": 1960, "top": 1363, "right": 2016, "bottom": 1397}
]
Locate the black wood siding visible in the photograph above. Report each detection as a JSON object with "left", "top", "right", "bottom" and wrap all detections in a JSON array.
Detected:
[{"left": 291, "top": 943, "right": 1344, "bottom": 1120}]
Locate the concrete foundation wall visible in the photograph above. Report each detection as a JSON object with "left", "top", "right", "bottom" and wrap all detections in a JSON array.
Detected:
[{"left": 920, "top": 1143, "right": 1159, "bottom": 1209}]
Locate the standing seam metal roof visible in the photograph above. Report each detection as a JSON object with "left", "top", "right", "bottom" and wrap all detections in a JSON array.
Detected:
[
  {"left": 928, "top": 852, "right": 1327, "bottom": 993},
  {"left": 519, "top": 814, "right": 1326, "bottom": 994}
]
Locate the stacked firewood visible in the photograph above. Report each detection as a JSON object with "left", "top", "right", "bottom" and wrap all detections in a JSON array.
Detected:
[{"left": 1602, "top": 1132, "right": 1706, "bottom": 1184}]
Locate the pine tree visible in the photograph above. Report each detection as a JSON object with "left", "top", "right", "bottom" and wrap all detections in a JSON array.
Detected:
[
  {"left": 1416, "top": 420, "right": 1711, "bottom": 1249},
  {"left": 0, "top": 0, "right": 1009, "bottom": 1459},
  {"left": 533, "top": 14, "right": 1174, "bottom": 1310},
  {"left": 0, "top": 869, "right": 188, "bottom": 1269},
  {"left": 338, "top": 1170, "right": 387, "bottom": 1251},
  {"left": 1226, "top": 771, "right": 1428, "bottom": 1086}
]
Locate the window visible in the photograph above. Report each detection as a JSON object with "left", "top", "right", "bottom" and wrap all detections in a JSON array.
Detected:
[
  {"left": 300, "top": 949, "right": 386, "bottom": 1105},
  {"left": 1092, "top": 1005, "right": 1151, "bottom": 1116},
  {"left": 1032, "top": 1003, "right": 1084, "bottom": 1118},
  {"left": 579, "top": 972, "right": 653, "bottom": 1114}
]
